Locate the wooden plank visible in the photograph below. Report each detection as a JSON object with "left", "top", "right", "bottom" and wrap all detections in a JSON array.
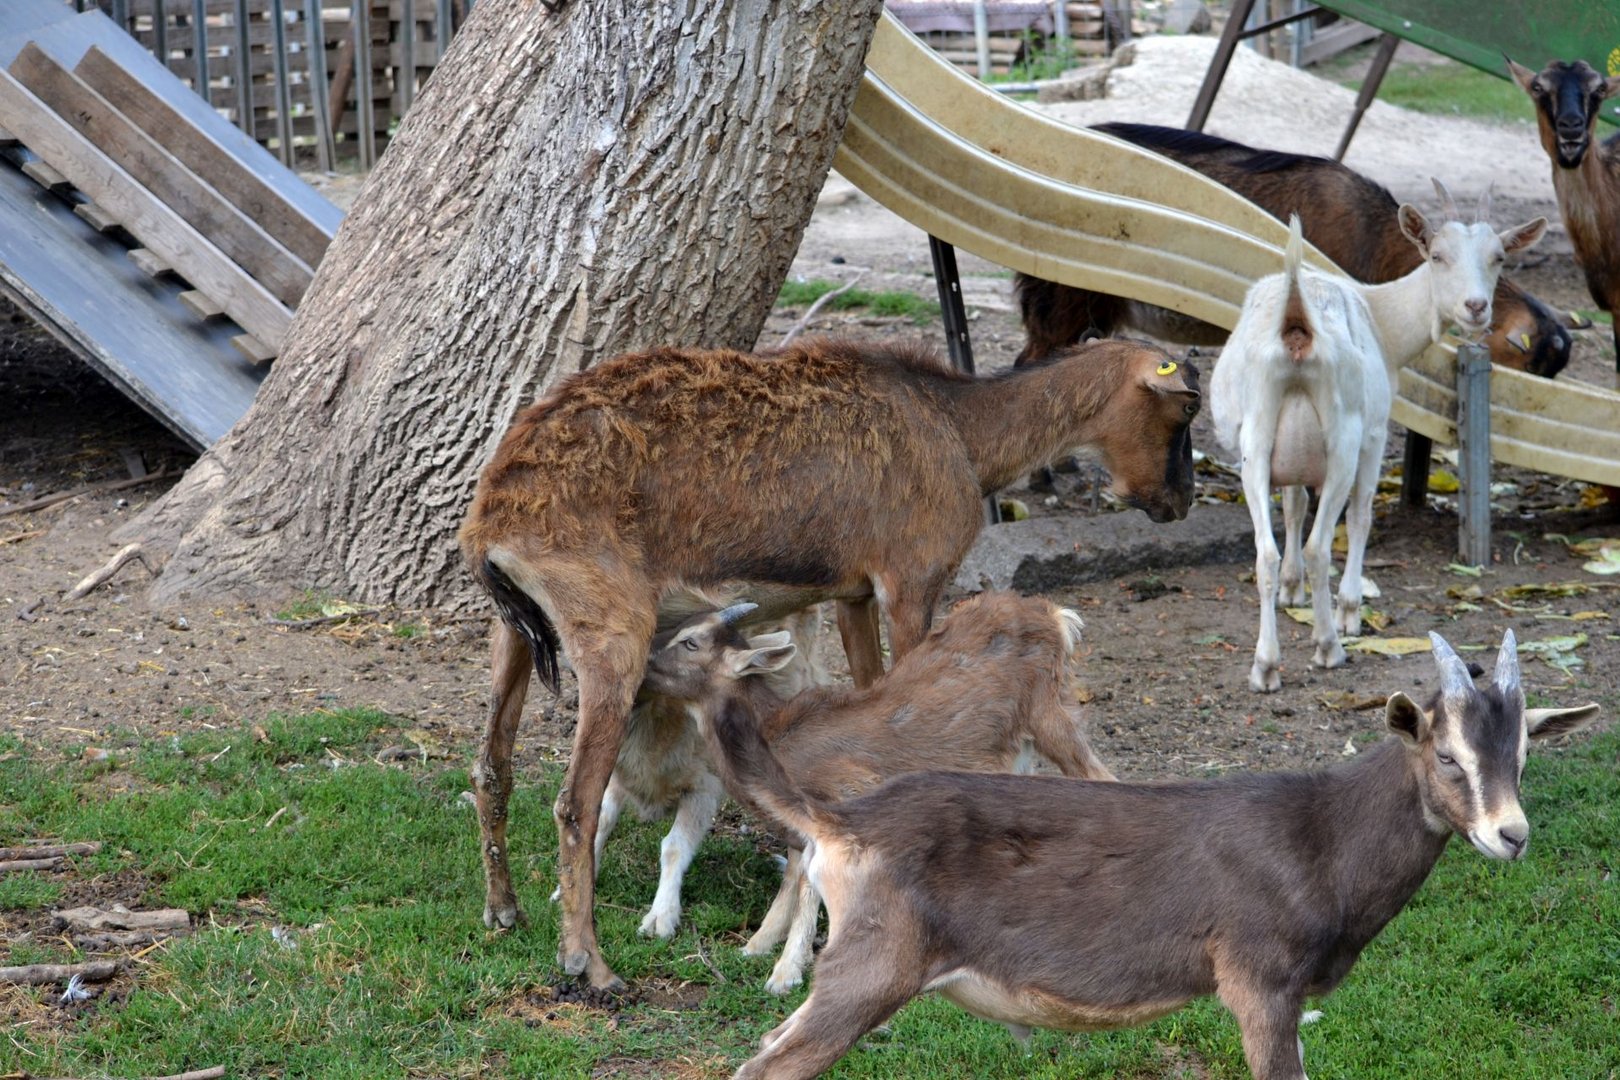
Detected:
[
  {"left": 20, "top": 159, "right": 71, "bottom": 192},
  {"left": 74, "top": 45, "right": 333, "bottom": 268},
  {"left": 72, "top": 200, "right": 122, "bottom": 232},
  {"left": 0, "top": 66, "right": 293, "bottom": 349},
  {"left": 178, "top": 290, "right": 225, "bottom": 319},
  {"left": 127, "top": 247, "right": 173, "bottom": 276},
  {"left": 229, "top": 332, "right": 277, "bottom": 363},
  {"left": 0, "top": 126, "right": 17, "bottom": 146},
  {"left": 12, "top": 43, "right": 314, "bottom": 307}
]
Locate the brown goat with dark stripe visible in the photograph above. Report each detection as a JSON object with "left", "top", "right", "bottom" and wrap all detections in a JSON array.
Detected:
[{"left": 459, "top": 335, "right": 1200, "bottom": 989}]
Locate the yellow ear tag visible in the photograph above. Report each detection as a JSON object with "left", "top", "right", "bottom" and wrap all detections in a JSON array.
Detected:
[
  {"left": 1156, "top": 361, "right": 1178, "bottom": 376},
  {"left": 1519, "top": 333, "right": 1532, "bottom": 349}
]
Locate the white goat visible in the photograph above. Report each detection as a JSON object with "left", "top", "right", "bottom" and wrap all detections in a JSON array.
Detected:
[{"left": 1212, "top": 186, "right": 1547, "bottom": 692}]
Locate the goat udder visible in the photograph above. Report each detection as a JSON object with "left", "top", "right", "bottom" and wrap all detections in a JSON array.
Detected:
[{"left": 1268, "top": 396, "right": 1328, "bottom": 489}]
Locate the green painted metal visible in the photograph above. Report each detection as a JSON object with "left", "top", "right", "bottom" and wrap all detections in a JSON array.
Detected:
[{"left": 1321, "top": 0, "right": 1620, "bottom": 124}]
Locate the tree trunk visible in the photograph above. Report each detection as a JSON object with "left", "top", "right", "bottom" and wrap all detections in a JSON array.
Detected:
[{"left": 128, "top": 0, "right": 885, "bottom": 610}]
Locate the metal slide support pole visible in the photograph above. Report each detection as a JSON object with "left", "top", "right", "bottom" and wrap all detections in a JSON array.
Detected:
[
  {"left": 1333, "top": 31, "right": 1398, "bottom": 161},
  {"left": 1400, "top": 432, "right": 1432, "bottom": 508},
  {"left": 191, "top": 0, "right": 210, "bottom": 106},
  {"left": 1186, "top": 0, "right": 1255, "bottom": 130},
  {"left": 1052, "top": 0, "right": 1069, "bottom": 52},
  {"left": 270, "top": 0, "right": 295, "bottom": 166},
  {"left": 352, "top": 0, "right": 375, "bottom": 169},
  {"left": 400, "top": 0, "right": 416, "bottom": 113},
  {"left": 1455, "top": 343, "right": 1492, "bottom": 566},
  {"left": 153, "top": 0, "right": 168, "bottom": 66},
  {"left": 929, "top": 235, "right": 999, "bottom": 525}
]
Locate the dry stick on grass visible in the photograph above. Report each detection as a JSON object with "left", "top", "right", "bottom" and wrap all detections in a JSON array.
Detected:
[
  {"left": 777, "top": 270, "right": 867, "bottom": 347},
  {"left": 267, "top": 608, "right": 381, "bottom": 630},
  {"left": 40, "top": 1069, "right": 228, "bottom": 1080},
  {"left": 0, "top": 841, "right": 101, "bottom": 861},
  {"left": 52, "top": 906, "right": 191, "bottom": 933},
  {"left": 0, "top": 856, "right": 63, "bottom": 873},
  {"left": 0, "top": 472, "right": 174, "bottom": 518},
  {"left": 0, "top": 960, "right": 117, "bottom": 986},
  {"left": 64, "top": 542, "right": 154, "bottom": 601},
  {"left": 0, "top": 528, "right": 45, "bottom": 544}
]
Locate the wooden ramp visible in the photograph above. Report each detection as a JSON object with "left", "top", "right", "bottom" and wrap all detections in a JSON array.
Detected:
[
  {"left": 0, "top": 0, "right": 342, "bottom": 449},
  {"left": 836, "top": 12, "right": 1620, "bottom": 487}
]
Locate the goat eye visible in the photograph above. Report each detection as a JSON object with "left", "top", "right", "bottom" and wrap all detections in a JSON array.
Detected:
[
  {"left": 1436, "top": 752, "right": 1457, "bottom": 767},
  {"left": 683, "top": 638, "right": 700, "bottom": 652},
  {"left": 1431, "top": 254, "right": 1446, "bottom": 265}
]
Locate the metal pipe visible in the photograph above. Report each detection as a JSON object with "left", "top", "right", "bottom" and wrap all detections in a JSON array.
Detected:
[
  {"left": 304, "top": 0, "right": 336, "bottom": 170},
  {"left": 271, "top": 0, "right": 295, "bottom": 166},
  {"left": 233, "top": 0, "right": 253, "bottom": 135}
]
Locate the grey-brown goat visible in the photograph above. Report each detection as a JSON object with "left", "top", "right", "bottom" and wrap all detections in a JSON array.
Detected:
[
  {"left": 638, "top": 591, "right": 1114, "bottom": 994},
  {"left": 700, "top": 629, "right": 1596, "bottom": 1079}
]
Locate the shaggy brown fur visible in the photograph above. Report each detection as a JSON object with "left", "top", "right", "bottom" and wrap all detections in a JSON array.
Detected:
[
  {"left": 459, "top": 335, "right": 1199, "bottom": 989},
  {"left": 703, "top": 633, "right": 1598, "bottom": 1079},
  {"left": 1509, "top": 58, "right": 1620, "bottom": 373},
  {"left": 1017, "top": 123, "right": 1572, "bottom": 377}
]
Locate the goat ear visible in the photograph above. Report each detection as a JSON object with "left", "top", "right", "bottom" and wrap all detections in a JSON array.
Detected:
[
  {"left": 725, "top": 642, "right": 797, "bottom": 679},
  {"left": 1498, "top": 217, "right": 1547, "bottom": 255},
  {"left": 745, "top": 630, "right": 793, "bottom": 650},
  {"left": 1397, "top": 204, "right": 1432, "bottom": 252},
  {"left": 1526, "top": 703, "right": 1600, "bottom": 741},
  {"left": 1605, "top": 76, "right": 1620, "bottom": 101},
  {"left": 1504, "top": 56, "right": 1537, "bottom": 93},
  {"left": 1385, "top": 692, "right": 1429, "bottom": 745}
]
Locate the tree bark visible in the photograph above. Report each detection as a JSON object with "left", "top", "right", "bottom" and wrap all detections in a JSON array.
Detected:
[{"left": 128, "top": 0, "right": 885, "bottom": 610}]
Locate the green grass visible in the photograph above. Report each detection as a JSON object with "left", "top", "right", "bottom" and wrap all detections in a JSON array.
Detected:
[
  {"left": 1574, "top": 309, "right": 1614, "bottom": 327},
  {"left": 985, "top": 39, "right": 1081, "bottom": 85},
  {"left": 2, "top": 714, "right": 1617, "bottom": 1078},
  {"left": 776, "top": 279, "right": 941, "bottom": 324},
  {"left": 1342, "top": 59, "right": 1533, "bottom": 125}
]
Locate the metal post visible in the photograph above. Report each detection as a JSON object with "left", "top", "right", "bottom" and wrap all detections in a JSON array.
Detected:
[
  {"left": 191, "top": 0, "right": 210, "bottom": 106},
  {"left": 1455, "top": 343, "right": 1492, "bottom": 566},
  {"left": 1333, "top": 31, "right": 1397, "bottom": 161},
  {"left": 972, "top": 1, "right": 991, "bottom": 80},
  {"left": 928, "top": 235, "right": 998, "bottom": 525},
  {"left": 111, "top": 0, "right": 129, "bottom": 29},
  {"left": 304, "top": 0, "right": 336, "bottom": 171},
  {"left": 1186, "top": 0, "right": 1254, "bottom": 130},
  {"left": 352, "top": 0, "right": 375, "bottom": 168},
  {"left": 436, "top": 0, "right": 453, "bottom": 59},
  {"left": 1400, "top": 432, "right": 1432, "bottom": 509},
  {"left": 270, "top": 0, "right": 295, "bottom": 166},
  {"left": 233, "top": 0, "right": 253, "bottom": 136},
  {"left": 153, "top": 0, "right": 168, "bottom": 66},
  {"left": 1052, "top": 0, "right": 1069, "bottom": 52},
  {"left": 399, "top": 0, "right": 416, "bottom": 113}
]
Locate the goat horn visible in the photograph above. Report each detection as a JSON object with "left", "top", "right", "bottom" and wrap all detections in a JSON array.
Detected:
[
  {"left": 716, "top": 602, "right": 758, "bottom": 626},
  {"left": 1475, "top": 182, "right": 1494, "bottom": 224},
  {"left": 1430, "top": 178, "right": 1460, "bottom": 221},
  {"left": 1493, "top": 628, "right": 1522, "bottom": 701},
  {"left": 1427, "top": 631, "right": 1475, "bottom": 703}
]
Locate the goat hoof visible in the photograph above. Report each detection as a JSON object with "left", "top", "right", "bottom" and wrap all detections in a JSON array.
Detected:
[
  {"left": 1249, "top": 664, "right": 1282, "bottom": 693},
  {"left": 1280, "top": 582, "right": 1307, "bottom": 606},
  {"left": 638, "top": 908, "right": 680, "bottom": 940},
  {"left": 765, "top": 969, "right": 804, "bottom": 996},
  {"left": 558, "top": 946, "right": 592, "bottom": 977},
  {"left": 483, "top": 901, "right": 525, "bottom": 930},
  {"left": 585, "top": 959, "right": 626, "bottom": 992},
  {"left": 1312, "top": 642, "right": 1347, "bottom": 669}
]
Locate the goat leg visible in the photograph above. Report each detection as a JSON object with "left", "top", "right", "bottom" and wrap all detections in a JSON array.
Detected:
[
  {"left": 473, "top": 621, "right": 532, "bottom": 931},
  {"left": 764, "top": 859, "right": 821, "bottom": 995},
  {"left": 1278, "top": 486, "right": 1309, "bottom": 607},
  {"left": 1335, "top": 447, "right": 1382, "bottom": 637},
  {"left": 834, "top": 597, "right": 885, "bottom": 688},
  {"left": 745, "top": 846, "right": 804, "bottom": 957},
  {"left": 1219, "top": 978, "right": 1309, "bottom": 1080},
  {"left": 1241, "top": 424, "right": 1284, "bottom": 693},
  {"left": 639, "top": 773, "right": 723, "bottom": 940}
]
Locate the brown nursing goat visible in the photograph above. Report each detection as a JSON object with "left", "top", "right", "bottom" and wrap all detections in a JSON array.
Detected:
[
  {"left": 459, "top": 335, "right": 1200, "bottom": 989},
  {"left": 1017, "top": 123, "right": 1572, "bottom": 377},
  {"left": 1508, "top": 58, "right": 1620, "bottom": 373},
  {"left": 639, "top": 592, "right": 1114, "bottom": 995},
  {"left": 703, "top": 630, "right": 1598, "bottom": 1080}
]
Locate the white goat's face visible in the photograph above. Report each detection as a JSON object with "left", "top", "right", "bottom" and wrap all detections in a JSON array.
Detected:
[{"left": 1398, "top": 182, "right": 1548, "bottom": 340}]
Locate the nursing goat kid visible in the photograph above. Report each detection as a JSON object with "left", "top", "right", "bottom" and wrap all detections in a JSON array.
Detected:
[
  {"left": 1213, "top": 194, "right": 1546, "bottom": 692},
  {"left": 1508, "top": 57, "right": 1620, "bottom": 373},
  {"left": 638, "top": 592, "right": 1114, "bottom": 995},
  {"left": 460, "top": 336, "right": 1199, "bottom": 989},
  {"left": 1016, "top": 123, "right": 1572, "bottom": 377},
  {"left": 703, "top": 630, "right": 1598, "bottom": 1080}
]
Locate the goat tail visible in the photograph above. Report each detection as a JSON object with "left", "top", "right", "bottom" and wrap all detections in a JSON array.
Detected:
[
  {"left": 477, "top": 556, "right": 563, "bottom": 695},
  {"left": 703, "top": 698, "right": 841, "bottom": 844},
  {"left": 1280, "top": 214, "right": 1315, "bottom": 364}
]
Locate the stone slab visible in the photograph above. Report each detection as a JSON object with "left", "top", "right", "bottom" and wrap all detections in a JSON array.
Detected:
[{"left": 953, "top": 502, "right": 1254, "bottom": 593}]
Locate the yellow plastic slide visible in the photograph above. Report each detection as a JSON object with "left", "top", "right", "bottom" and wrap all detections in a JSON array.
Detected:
[{"left": 835, "top": 13, "right": 1620, "bottom": 487}]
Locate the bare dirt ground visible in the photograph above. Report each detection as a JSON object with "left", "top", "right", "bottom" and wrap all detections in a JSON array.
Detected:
[{"left": 4, "top": 38, "right": 1617, "bottom": 798}]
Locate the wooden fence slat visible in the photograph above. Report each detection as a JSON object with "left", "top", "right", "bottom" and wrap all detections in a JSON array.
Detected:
[
  {"left": 75, "top": 45, "right": 333, "bottom": 268},
  {"left": 12, "top": 43, "right": 313, "bottom": 307},
  {"left": 0, "top": 66, "right": 292, "bottom": 348}
]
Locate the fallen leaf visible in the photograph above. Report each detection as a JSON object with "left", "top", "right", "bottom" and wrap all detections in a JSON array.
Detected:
[
  {"left": 1427, "top": 469, "right": 1460, "bottom": 494},
  {"left": 1501, "top": 582, "right": 1590, "bottom": 599},
  {"left": 1346, "top": 637, "right": 1433, "bottom": 656},
  {"left": 1284, "top": 607, "right": 1314, "bottom": 626},
  {"left": 1446, "top": 563, "right": 1484, "bottom": 578},
  {"left": 1320, "top": 691, "right": 1389, "bottom": 711},
  {"left": 1580, "top": 543, "right": 1620, "bottom": 576},
  {"left": 1518, "top": 633, "right": 1589, "bottom": 674}
]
